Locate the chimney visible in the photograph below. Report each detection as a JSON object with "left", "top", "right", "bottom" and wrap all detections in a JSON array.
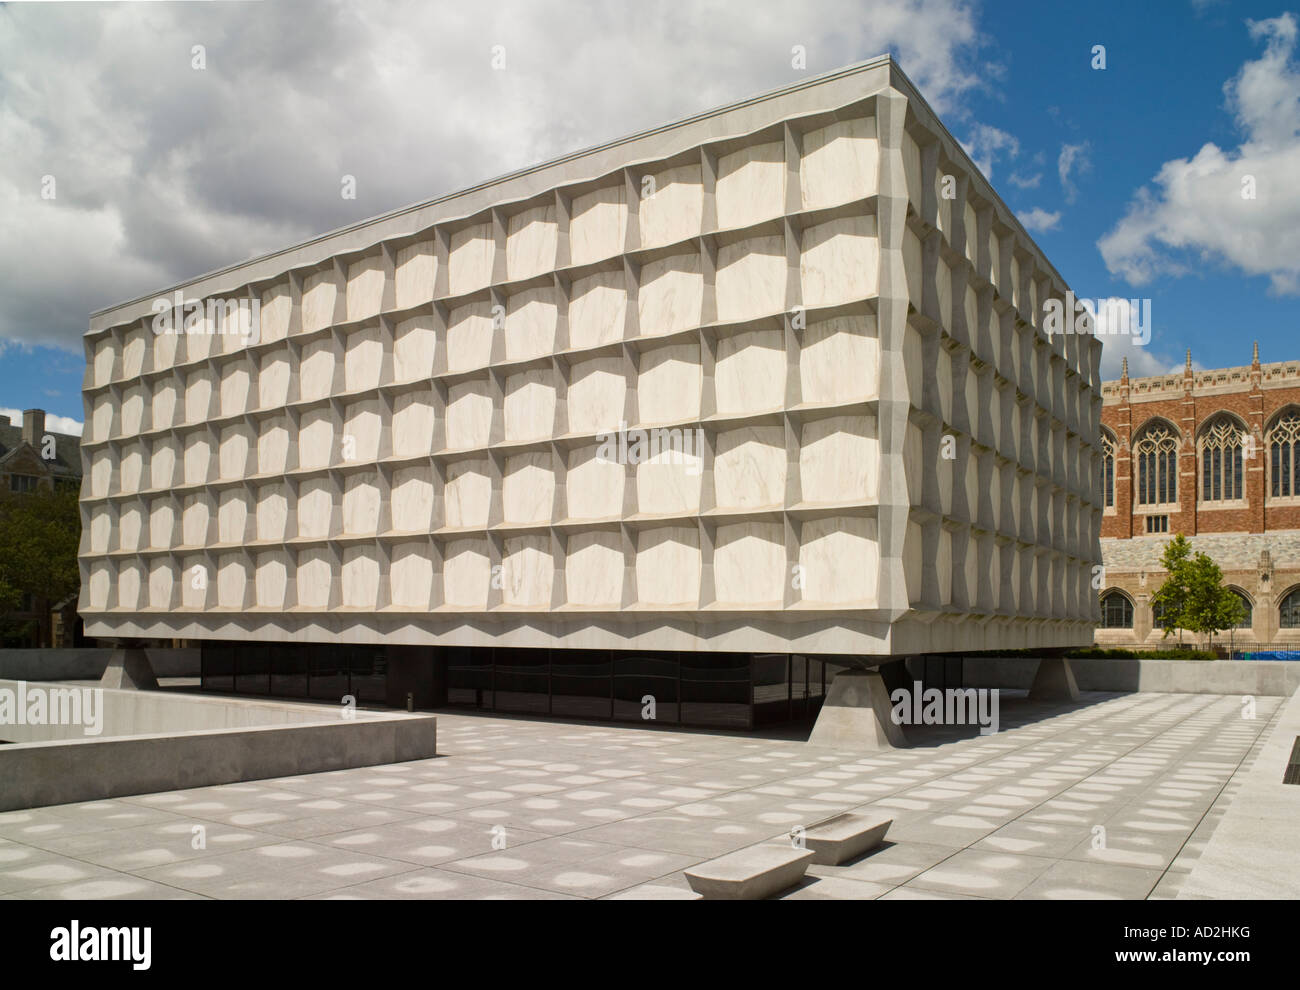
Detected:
[{"left": 21, "top": 408, "right": 44, "bottom": 447}]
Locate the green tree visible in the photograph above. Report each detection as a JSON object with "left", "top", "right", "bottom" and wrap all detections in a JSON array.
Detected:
[
  {"left": 1181, "top": 552, "right": 1246, "bottom": 649},
  {"left": 0, "top": 484, "right": 82, "bottom": 645},
  {"left": 1150, "top": 535, "right": 1193, "bottom": 640},
  {"left": 1150, "top": 536, "right": 1245, "bottom": 650}
]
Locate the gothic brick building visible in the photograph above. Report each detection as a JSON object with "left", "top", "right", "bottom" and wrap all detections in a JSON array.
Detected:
[{"left": 1096, "top": 345, "right": 1300, "bottom": 649}]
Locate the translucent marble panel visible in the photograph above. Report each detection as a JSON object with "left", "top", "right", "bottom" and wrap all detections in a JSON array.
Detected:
[
  {"left": 256, "top": 483, "right": 288, "bottom": 541},
  {"left": 713, "top": 522, "right": 785, "bottom": 604},
  {"left": 447, "top": 300, "right": 494, "bottom": 372},
  {"left": 569, "top": 184, "right": 627, "bottom": 266},
  {"left": 715, "top": 328, "right": 785, "bottom": 415},
  {"left": 218, "top": 489, "right": 248, "bottom": 544},
  {"left": 118, "top": 506, "right": 143, "bottom": 552},
  {"left": 504, "top": 285, "right": 558, "bottom": 361},
  {"left": 566, "top": 446, "right": 624, "bottom": 520},
  {"left": 346, "top": 255, "right": 385, "bottom": 323},
  {"left": 256, "top": 551, "right": 290, "bottom": 608},
  {"left": 301, "top": 270, "right": 338, "bottom": 333},
  {"left": 390, "top": 541, "right": 434, "bottom": 608},
  {"left": 799, "top": 515, "right": 877, "bottom": 604},
  {"left": 799, "top": 415, "right": 876, "bottom": 504},
  {"left": 184, "top": 367, "right": 213, "bottom": 423},
  {"left": 800, "top": 215, "right": 878, "bottom": 306},
  {"left": 219, "top": 360, "right": 251, "bottom": 415},
  {"left": 342, "top": 546, "right": 380, "bottom": 608},
  {"left": 121, "top": 384, "right": 145, "bottom": 436},
  {"left": 564, "top": 530, "right": 623, "bottom": 606},
  {"left": 443, "top": 459, "right": 491, "bottom": 529},
  {"left": 503, "top": 451, "right": 554, "bottom": 524},
  {"left": 151, "top": 380, "right": 178, "bottom": 430},
  {"left": 343, "top": 398, "right": 382, "bottom": 463},
  {"left": 501, "top": 534, "right": 553, "bottom": 607},
  {"left": 218, "top": 424, "right": 253, "bottom": 480},
  {"left": 391, "top": 465, "right": 434, "bottom": 533},
  {"left": 566, "top": 356, "right": 626, "bottom": 436},
  {"left": 299, "top": 337, "right": 337, "bottom": 402},
  {"left": 150, "top": 436, "right": 176, "bottom": 491},
  {"left": 342, "top": 471, "right": 381, "bottom": 535},
  {"left": 395, "top": 241, "right": 436, "bottom": 310},
  {"left": 183, "top": 432, "right": 213, "bottom": 485},
  {"left": 298, "top": 408, "right": 336, "bottom": 470},
  {"left": 503, "top": 368, "right": 555, "bottom": 443},
  {"left": 448, "top": 223, "right": 494, "bottom": 296},
  {"left": 568, "top": 270, "right": 626, "bottom": 349},
  {"left": 635, "top": 526, "right": 700, "bottom": 605},
  {"left": 394, "top": 314, "right": 436, "bottom": 382},
  {"left": 217, "top": 554, "right": 248, "bottom": 609},
  {"left": 258, "top": 351, "right": 291, "bottom": 409},
  {"left": 506, "top": 204, "right": 557, "bottom": 281},
  {"left": 296, "top": 548, "right": 333, "bottom": 608},
  {"left": 715, "top": 141, "right": 785, "bottom": 229},
  {"left": 392, "top": 391, "right": 436, "bottom": 457},
  {"left": 800, "top": 116, "right": 877, "bottom": 210},
  {"left": 715, "top": 236, "right": 785, "bottom": 323},
  {"left": 443, "top": 539, "right": 490, "bottom": 608},
  {"left": 149, "top": 501, "right": 176, "bottom": 549},
  {"left": 257, "top": 416, "right": 290, "bottom": 474},
  {"left": 445, "top": 379, "right": 493, "bottom": 450},
  {"left": 296, "top": 478, "right": 336, "bottom": 540},
  {"left": 798, "top": 314, "right": 877, "bottom": 405},
  {"left": 635, "top": 434, "right": 703, "bottom": 515},
  {"left": 343, "top": 324, "right": 383, "bottom": 391},
  {"left": 638, "top": 252, "right": 702, "bottom": 335},
  {"left": 638, "top": 163, "right": 703, "bottom": 248},
  {"left": 149, "top": 559, "right": 176, "bottom": 609},
  {"left": 181, "top": 493, "right": 213, "bottom": 547},
  {"left": 260, "top": 282, "right": 292, "bottom": 343},
  {"left": 637, "top": 342, "right": 700, "bottom": 424},
  {"left": 714, "top": 426, "right": 785, "bottom": 509}
]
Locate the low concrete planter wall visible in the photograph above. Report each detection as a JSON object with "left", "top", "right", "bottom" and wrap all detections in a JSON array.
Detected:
[
  {"left": 0, "top": 648, "right": 200, "bottom": 681},
  {"left": 962, "top": 657, "right": 1300, "bottom": 697},
  {"left": 0, "top": 683, "right": 436, "bottom": 811}
]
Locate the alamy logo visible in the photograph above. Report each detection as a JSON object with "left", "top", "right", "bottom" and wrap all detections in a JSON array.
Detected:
[
  {"left": 890, "top": 682, "right": 1000, "bottom": 735},
  {"left": 49, "top": 921, "right": 151, "bottom": 970},
  {"left": 595, "top": 421, "right": 704, "bottom": 475},
  {"left": 0, "top": 683, "right": 103, "bottom": 735},
  {"left": 151, "top": 290, "right": 261, "bottom": 344}
]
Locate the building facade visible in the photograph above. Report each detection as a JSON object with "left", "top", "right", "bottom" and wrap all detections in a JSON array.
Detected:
[
  {"left": 78, "top": 56, "right": 1103, "bottom": 723},
  {"left": 1097, "top": 347, "right": 1300, "bottom": 649},
  {"left": 1, "top": 408, "right": 83, "bottom": 646}
]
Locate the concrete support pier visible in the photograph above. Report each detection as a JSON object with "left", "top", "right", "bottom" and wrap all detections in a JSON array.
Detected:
[
  {"left": 1028, "top": 657, "right": 1079, "bottom": 702},
  {"left": 808, "top": 668, "right": 907, "bottom": 749},
  {"left": 100, "top": 646, "right": 159, "bottom": 691}
]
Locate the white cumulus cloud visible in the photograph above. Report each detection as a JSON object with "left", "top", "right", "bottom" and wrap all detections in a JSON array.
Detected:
[{"left": 1099, "top": 14, "right": 1300, "bottom": 294}]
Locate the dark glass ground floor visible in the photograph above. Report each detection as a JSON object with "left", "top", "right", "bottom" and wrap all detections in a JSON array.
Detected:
[{"left": 199, "top": 643, "right": 855, "bottom": 730}]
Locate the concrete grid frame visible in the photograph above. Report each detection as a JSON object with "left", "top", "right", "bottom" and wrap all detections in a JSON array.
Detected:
[{"left": 77, "top": 54, "right": 1104, "bottom": 659}]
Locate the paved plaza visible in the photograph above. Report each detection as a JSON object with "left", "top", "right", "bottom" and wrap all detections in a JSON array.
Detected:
[{"left": 0, "top": 690, "right": 1281, "bottom": 900}]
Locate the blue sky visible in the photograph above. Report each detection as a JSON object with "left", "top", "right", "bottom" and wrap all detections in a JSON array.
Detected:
[{"left": 1, "top": 0, "right": 1297, "bottom": 434}]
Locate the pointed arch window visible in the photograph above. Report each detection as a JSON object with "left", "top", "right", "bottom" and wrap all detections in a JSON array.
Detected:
[
  {"left": 1268, "top": 411, "right": 1300, "bottom": 498},
  {"left": 1100, "top": 431, "right": 1115, "bottom": 508},
  {"left": 1280, "top": 588, "right": 1300, "bottom": 629},
  {"left": 1100, "top": 591, "right": 1133, "bottom": 629},
  {"left": 1134, "top": 423, "right": 1178, "bottom": 506},
  {"left": 1199, "top": 415, "right": 1245, "bottom": 502}
]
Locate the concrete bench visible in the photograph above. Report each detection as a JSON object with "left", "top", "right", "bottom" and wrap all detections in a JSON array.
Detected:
[
  {"left": 802, "top": 812, "right": 893, "bottom": 865},
  {"left": 685, "top": 845, "right": 815, "bottom": 900}
]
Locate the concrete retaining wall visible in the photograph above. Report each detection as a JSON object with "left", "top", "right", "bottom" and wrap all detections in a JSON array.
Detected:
[
  {"left": 0, "top": 648, "right": 199, "bottom": 681},
  {"left": 961, "top": 657, "right": 1300, "bottom": 697},
  {"left": 0, "top": 682, "right": 436, "bottom": 811},
  {"left": 0, "top": 679, "right": 356, "bottom": 743}
]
